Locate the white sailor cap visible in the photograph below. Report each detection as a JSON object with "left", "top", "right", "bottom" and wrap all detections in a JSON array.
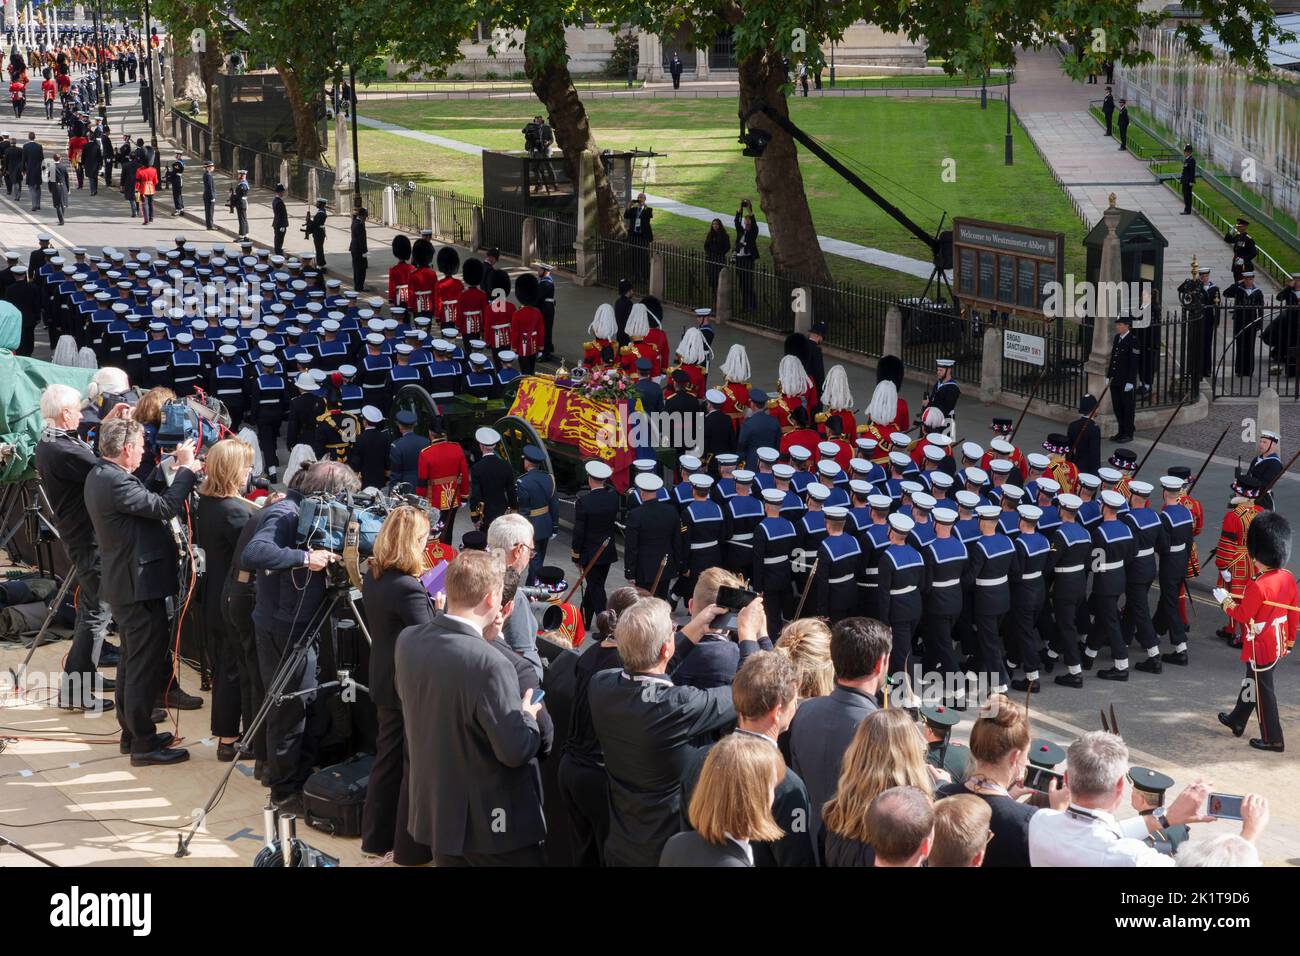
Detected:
[
  {"left": 989, "top": 459, "right": 1014, "bottom": 474},
  {"left": 1100, "top": 489, "right": 1126, "bottom": 509},
  {"left": 900, "top": 480, "right": 924, "bottom": 496},
  {"left": 762, "top": 488, "right": 787, "bottom": 505},
  {"left": 469, "top": 339, "right": 488, "bottom": 351},
  {"left": 476, "top": 427, "right": 502, "bottom": 446},
  {"left": 296, "top": 373, "right": 318, "bottom": 391},
  {"left": 632, "top": 459, "right": 657, "bottom": 472},
  {"left": 1159, "top": 475, "right": 1185, "bottom": 491},
  {"left": 258, "top": 341, "right": 277, "bottom": 353},
  {"left": 849, "top": 459, "right": 872, "bottom": 475},
  {"left": 175, "top": 333, "right": 193, "bottom": 345},
  {"left": 807, "top": 483, "right": 831, "bottom": 502},
  {"left": 1026, "top": 453, "right": 1050, "bottom": 470},
  {"left": 929, "top": 471, "right": 954, "bottom": 488},
  {"left": 976, "top": 505, "right": 1001, "bottom": 520},
  {"left": 716, "top": 453, "right": 740, "bottom": 467},
  {"left": 849, "top": 479, "right": 872, "bottom": 496},
  {"left": 704, "top": 388, "right": 726, "bottom": 406},
  {"left": 961, "top": 441, "right": 984, "bottom": 460},
  {"left": 964, "top": 467, "right": 988, "bottom": 484},
  {"left": 1078, "top": 473, "right": 1101, "bottom": 489},
  {"left": 1098, "top": 467, "right": 1122, "bottom": 483},
  {"left": 587, "top": 461, "right": 614, "bottom": 480},
  {"left": 1128, "top": 480, "right": 1154, "bottom": 498},
  {"left": 218, "top": 344, "right": 238, "bottom": 357},
  {"left": 888, "top": 451, "right": 911, "bottom": 469},
  {"left": 148, "top": 321, "right": 167, "bottom": 332},
  {"left": 688, "top": 473, "right": 714, "bottom": 490},
  {"left": 1036, "top": 477, "right": 1061, "bottom": 495},
  {"left": 930, "top": 507, "right": 957, "bottom": 525},
  {"left": 788, "top": 445, "right": 811, "bottom": 462},
  {"left": 816, "top": 460, "right": 839, "bottom": 478},
  {"left": 635, "top": 473, "right": 665, "bottom": 492},
  {"left": 498, "top": 350, "right": 518, "bottom": 363},
  {"left": 990, "top": 437, "right": 1014, "bottom": 455},
  {"left": 432, "top": 340, "right": 454, "bottom": 353},
  {"left": 888, "top": 513, "right": 915, "bottom": 534},
  {"left": 259, "top": 355, "right": 278, "bottom": 367},
  {"left": 923, "top": 445, "right": 945, "bottom": 462},
  {"left": 366, "top": 333, "right": 385, "bottom": 347},
  {"left": 817, "top": 441, "right": 840, "bottom": 459},
  {"left": 680, "top": 454, "right": 702, "bottom": 471},
  {"left": 321, "top": 319, "right": 341, "bottom": 332},
  {"left": 890, "top": 432, "right": 912, "bottom": 449},
  {"left": 868, "top": 494, "right": 893, "bottom": 511},
  {"left": 1017, "top": 505, "right": 1043, "bottom": 523},
  {"left": 384, "top": 319, "right": 401, "bottom": 331},
  {"left": 733, "top": 469, "right": 754, "bottom": 484},
  {"left": 1261, "top": 430, "right": 1280, "bottom": 442},
  {"left": 856, "top": 438, "right": 878, "bottom": 451},
  {"left": 111, "top": 302, "right": 129, "bottom": 313},
  {"left": 912, "top": 492, "right": 936, "bottom": 511},
  {"left": 772, "top": 464, "right": 796, "bottom": 480},
  {"left": 367, "top": 318, "right": 386, "bottom": 333},
  {"left": 395, "top": 343, "right": 414, "bottom": 355},
  {"left": 1001, "top": 484, "right": 1025, "bottom": 500},
  {"left": 338, "top": 364, "right": 357, "bottom": 378},
  {"left": 955, "top": 490, "right": 981, "bottom": 508},
  {"left": 936, "top": 358, "right": 955, "bottom": 368},
  {"left": 757, "top": 447, "right": 780, "bottom": 464},
  {"left": 469, "top": 352, "right": 488, "bottom": 366},
  {"left": 1057, "top": 493, "right": 1084, "bottom": 511},
  {"left": 824, "top": 506, "right": 848, "bottom": 521},
  {"left": 928, "top": 433, "right": 953, "bottom": 448}
]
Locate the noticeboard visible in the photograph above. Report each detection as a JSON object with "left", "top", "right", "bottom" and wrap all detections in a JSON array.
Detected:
[{"left": 952, "top": 218, "right": 1066, "bottom": 317}]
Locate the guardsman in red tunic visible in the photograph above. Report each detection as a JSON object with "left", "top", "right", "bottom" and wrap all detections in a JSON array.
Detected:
[
  {"left": 1162, "top": 465, "right": 1203, "bottom": 626},
  {"left": 458, "top": 257, "right": 489, "bottom": 340},
  {"left": 910, "top": 408, "right": 950, "bottom": 468},
  {"left": 417, "top": 425, "right": 471, "bottom": 544},
  {"left": 510, "top": 273, "right": 545, "bottom": 375},
  {"left": 665, "top": 326, "right": 710, "bottom": 399},
  {"left": 487, "top": 268, "right": 516, "bottom": 352},
  {"left": 583, "top": 303, "right": 618, "bottom": 370},
  {"left": 818, "top": 365, "right": 857, "bottom": 439},
  {"left": 424, "top": 537, "right": 457, "bottom": 568},
  {"left": 876, "top": 355, "right": 911, "bottom": 434},
  {"left": 644, "top": 312, "right": 671, "bottom": 376},
  {"left": 773, "top": 354, "right": 816, "bottom": 430},
  {"left": 622, "top": 303, "right": 662, "bottom": 376},
  {"left": 1216, "top": 510, "right": 1295, "bottom": 751},
  {"left": 408, "top": 237, "right": 438, "bottom": 316},
  {"left": 1109, "top": 446, "right": 1137, "bottom": 498},
  {"left": 1216, "top": 477, "right": 1262, "bottom": 646},
  {"left": 433, "top": 246, "right": 464, "bottom": 330},
  {"left": 1042, "top": 432, "right": 1080, "bottom": 495},
  {"left": 716, "top": 344, "right": 751, "bottom": 432}
]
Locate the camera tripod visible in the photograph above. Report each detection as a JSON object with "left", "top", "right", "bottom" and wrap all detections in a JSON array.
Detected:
[{"left": 175, "top": 577, "right": 372, "bottom": 858}]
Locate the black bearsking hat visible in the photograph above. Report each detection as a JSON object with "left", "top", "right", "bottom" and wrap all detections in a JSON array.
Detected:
[
  {"left": 392, "top": 234, "right": 411, "bottom": 261},
  {"left": 462, "top": 257, "right": 484, "bottom": 287},
  {"left": 878, "top": 354, "right": 905, "bottom": 388},
  {"left": 490, "top": 268, "right": 512, "bottom": 296},
  {"left": 436, "top": 245, "right": 460, "bottom": 277},
  {"left": 411, "top": 238, "right": 435, "bottom": 269},
  {"left": 1247, "top": 510, "right": 1292, "bottom": 569},
  {"left": 514, "top": 272, "right": 541, "bottom": 307}
]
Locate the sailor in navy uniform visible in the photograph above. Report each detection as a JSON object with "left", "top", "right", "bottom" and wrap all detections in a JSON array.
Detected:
[
  {"left": 253, "top": 341, "right": 284, "bottom": 377},
  {"left": 925, "top": 357, "right": 961, "bottom": 422},
  {"left": 1076, "top": 474, "right": 1103, "bottom": 528},
  {"left": 496, "top": 349, "right": 522, "bottom": 390},
  {"left": 806, "top": 508, "right": 859, "bottom": 630},
  {"left": 922, "top": 506, "right": 966, "bottom": 693},
  {"left": 623, "top": 473, "right": 680, "bottom": 600},
  {"left": 998, "top": 485, "right": 1025, "bottom": 537},
  {"left": 1245, "top": 429, "right": 1282, "bottom": 510},
  {"left": 752, "top": 488, "right": 798, "bottom": 638},
  {"left": 1046, "top": 493, "right": 1092, "bottom": 688},
  {"left": 882, "top": 450, "right": 912, "bottom": 506},
  {"left": 906, "top": 492, "right": 937, "bottom": 550},
  {"left": 103, "top": 302, "right": 132, "bottom": 366},
  {"left": 853, "top": 439, "right": 887, "bottom": 485},
  {"left": 722, "top": 470, "right": 764, "bottom": 575},
  {"left": 358, "top": 332, "right": 393, "bottom": 412},
  {"left": 846, "top": 478, "right": 874, "bottom": 534},
  {"left": 857, "top": 493, "right": 894, "bottom": 619},
  {"left": 812, "top": 459, "right": 849, "bottom": 508},
  {"left": 673, "top": 454, "right": 703, "bottom": 510},
  {"left": 959, "top": 466, "right": 991, "bottom": 509},
  {"left": 388, "top": 343, "right": 425, "bottom": 395},
  {"left": 951, "top": 490, "right": 981, "bottom": 544},
  {"left": 334, "top": 364, "right": 364, "bottom": 418},
  {"left": 711, "top": 454, "right": 740, "bottom": 506},
  {"left": 516, "top": 445, "right": 558, "bottom": 583},
  {"left": 572, "top": 460, "right": 620, "bottom": 622},
  {"left": 796, "top": 484, "right": 831, "bottom": 596},
  {"left": 1032, "top": 479, "right": 1062, "bottom": 535},
  {"left": 350, "top": 405, "right": 391, "bottom": 490},
  {"left": 963, "top": 505, "right": 1015, "bottom": 694},
  {"left": 251, "top": 354, "right": 288, "bottom": 478},
  {"left": 624, "top": 458, "right": 669, "bottom": 515},
  {"left": 118, "top": 313, "right": 149, "bottom": 386},
  {"left": 143, "top": 321, "right": 174, "bottom": 388},
  {"left": 787, "top": 445, "right": 815, "bottom": 496},
  {"left": 427, "top": 339, "right": 461, "bottom": 404},
  {"left": 315, "top": 319, "right": 350, "bottom": 371},
  {"left": 674, "top": 473, "right": 724, "bottom": 604},
  {"left": 1085, "top": 489, "right": 1136, "bottom": 680},
  {"left": 462, "top": 352, "right": 496, "bottom": 400},
  {"left": 770, "top": 463, "right": 805, "bottom": 525},
  {"left": 168, "top": 333, "right": 204, "bottom": 397},
  {"left": 1119, "top": 480, "right": 1166, "bottom": 674},
  {"left": 1008, "top": 505, "right": 1052, "bottom": 693},
  {"left": 928, "top": 470, "right": 956, "bottom": 506},
  {"left": 874, "top": 511, "right": 925, "bottom": 683},
  {"left": 1156, "top": 476, "right": 1195, "bottom": 666}
]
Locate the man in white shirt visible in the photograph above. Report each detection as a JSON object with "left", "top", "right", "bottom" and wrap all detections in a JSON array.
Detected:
[{"left": 1028, "top": 731, "right": 1264, "bottom": 866}]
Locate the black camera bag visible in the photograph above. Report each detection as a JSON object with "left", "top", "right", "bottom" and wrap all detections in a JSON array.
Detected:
[{"left": 303, "top": 752, "right": 373, "bottom": 837}]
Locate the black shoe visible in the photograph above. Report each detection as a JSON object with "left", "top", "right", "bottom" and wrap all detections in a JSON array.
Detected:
[
  {"left": 1135, "top": 658, "right": 1163, "bottom": 675},
  {"left": 1249, "top": 738, "right": 1284, "bottom": 752},
  {"left": 1040, "top": 657, "right": 1057, "bottom": 674},
  {"left": 130, "top": 746, "right": 190, "bottom": 767},
  {"left": 1011, "top": 677, "right": 1040, "bottom": 693},
  {"left": 120, "top": 731, "right": 175, "bottom": 755},
  {"left": 1218, "top": 713, "right": 1245, "bottom": 737},
  {"left": 1080, "top": 647, "right": 1095, "bottom": 671},
  {"left": 253, "top": 758, "right": 267, "bottom": 784},
  {"left": 151, "top": 707, "right": 167, "bottom": 723},
  {"left": 156, "top": 685, "right": 203, "bottom": 710},
  {"left": 1162, "top": 650, "right": 1189, "bottom": 666},
  {"left": 1097, "top": 666, "right": 1129, "bottom": 681},
  {"left": 217, "top": 739, "right": 254, "bottom": 762},
  {"left": 1180, "top": 210, "right": 1192, "bottom": 215},
  {"left": 273, "top": 792, "right": 304, "bottom": 815},
  {"left": 58, "top": 694, "right": 114, "bottom": 712},
  {"left": 1054, "top": 672, "right": 1084, "bottom": 688},
  {"left": 96, "top": 675, "right": 116, "bottom": 691}
]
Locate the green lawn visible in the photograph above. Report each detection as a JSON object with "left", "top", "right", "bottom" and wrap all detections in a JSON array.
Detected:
[
  {"left": 357, "top": 96, "right": 1086, "bottom": 292},
  {"left": 359, "top": 78, "right": 641, "bottom": 94},
  {"left": 829, "top": 72, "right": 1007, "bottom": 90}
]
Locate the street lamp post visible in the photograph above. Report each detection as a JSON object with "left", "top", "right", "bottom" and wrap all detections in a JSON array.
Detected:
[
  {"left": 350, "top": 61, "right": 360, "bottom": 211},
  {"left": 1004, "top": 70, "right": 1013, "bottom": 165},
  {"left": 92, "top": 0, "right": 108, "bottom": 119},
  {"left": 143, "top": 0, "right": 158, "bottom": 151}
]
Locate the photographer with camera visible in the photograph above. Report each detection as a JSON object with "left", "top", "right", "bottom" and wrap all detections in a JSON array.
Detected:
[
  {"left": 522, "top": 114, "right": 555, "bottom": 194},
  {"left": 36, "top": 383, "right": 134, "bottom": 711},
  {"left": 242, "top": 459, "right": 356, "bottom": 813},
  {"left": 84, "top": 418, "right": 201, "bottom": 766}
]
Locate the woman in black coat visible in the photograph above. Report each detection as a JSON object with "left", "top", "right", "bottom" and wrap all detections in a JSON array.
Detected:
[
  {"left": 360, "top": 505, "right": 435, "bottom": 865},
  {"left": 703, "top": 218, "right": 730, "bottom": 295},
  {"left": 194, "top": 438, "right": 259, "bottom": 761},
  {"left": 733, "top": 201, "right": 760, "bottom": 312}
]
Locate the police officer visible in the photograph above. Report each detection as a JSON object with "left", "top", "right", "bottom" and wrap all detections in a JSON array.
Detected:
[
  {"left": 623, "top": 472, "right": 680, "bottom": 600},
  {"left": 1086, "top": 489, "right": 1136, "bottom": 679},
  {"left": 388, "top": 409, "right": 430, "bottom": 491},
  {"left": 874, "top": 511, "right": 924, "bottom": 685},
  {"left": 1009, "top": 505, "right": 1051, "bottom": 693},
  {"left": 350, "top": 206, "right": 368, "bottom": 291},
  {"left": 920, "top": 705, "right": 970, "bottom": 782},
  {"left": 270, "top": 183, "right": 289, "bottom": 256},
  {"left": 722, "top": 470, "right": 763, "bottom": 575},
  {"left": 1121, "top": 479, "right": 1166, "bottom": 674},
  {"left": 201, "top": 160, "right": 215, "bottom": 230},
  {"left": 1179, "top": 144, "right": 1196, "bottom": 215},
  {"left": 349, "top": 405, "right": 391, "bottom": 490},
  {"left": 1044, "top": 492, "right": 1091, "bottom": 688},
  {"left": 751, "top": 487, "right": 798, "bottom": 638},
  {"left": 1108, "top": 315, "right": 1139, "bottom": 443},
  {"left": 306, "top": 197, "right": 328, "bottom": 267},
  {"left": 516, "top": 445, "right": 557, "bottom": 583},
  {"left": 572, "top": 460, "right": 619, "bottom": 623},
  {"left": 963, "top": 504, "right": 1015, "bottom": 695},
  {"left": 1157, "top": 475, "right": 1195, "bottom": 666},
  {"left": 250, "top": 353, "right": 287, "bottom": 479},
  {"left": 675, "top": 472, "right": 724, "bottom": 607}
]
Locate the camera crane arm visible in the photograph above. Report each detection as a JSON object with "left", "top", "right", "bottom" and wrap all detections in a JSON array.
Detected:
[{"left": 739, "top": 100, "right": 952, "bottom": 287}]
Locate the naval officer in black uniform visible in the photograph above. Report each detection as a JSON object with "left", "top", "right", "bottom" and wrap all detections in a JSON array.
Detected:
[
  {"left": 1179, "top": 144, "right": 1195, "bottom": 214},
  {"left": 572, "top": 460, "right": 619, "bottom": 624},
  {"left": 1107, "top": 315, "right": 1139, "bottom": 442},
  {"left": 623, "top": 472, "right": 680, "bottom": 599}
]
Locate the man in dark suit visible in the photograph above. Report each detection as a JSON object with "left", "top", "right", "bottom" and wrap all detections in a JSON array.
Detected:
[
  {"left": 664, "top": 369, "right": 702, "bottom": 459},
  {"left": 307, "top": 197, "right": 328, "bottom": 266},
  {"left": 469, "top": 426, "right": 517, "bottom": 529},
  {"left": 679, "top": 652, "right": 816, "bottom": 867},
  {"left": 702, "top": 388, "right": 737, "bottom": 465},
  {"left": 589, "top": 595, "right": 760, "bottom": 866},
  {"left": 572, "top": 460, "right": 619, "bottom": 624},
  {"left": 1102, "top": 86, "right": 1115, "bottom": 136},
  {"left": 22, "top": 132, "right": 44, "bottom": 211},
  {"left": 737, "top": 389, "right": 781, "bottom": 471},
  {"left": 624, "top": 473, "right": 680, "bottom": 599},
  {"left": 4, "top": 137, "right": 23, "bottom": 198},
  {"left": 5, "top": 264, "right": 41, "bottom": 357},
  {"left": 788, "top": 617, "right": 891, "bottom": 855},
  {"left": 1107, "top": 315, "right": 1139, "bottom": 442},
  {"left": 1116, "top": 98, "right": 1130, "bottom": 151},
  {"left": 83, "top": 419, "right": 199, "bottom": 765},
  {"left": 387, "top": 410, "right": 429, "bottom": 490},
  {"left": 613, "top": 279, "right": 635, "bottom": 346},
  {"left": 1066, "top": 393, "right": 1102, "bottom": 476},
  {"left": 350, "top": 207, "right": 368, "bottom": 290},
  {"left": 395, "top": 549, "right": 546, "bottom": 866},
  {"left": 203, "top": 161, "right": 217, "bottom": 230},
  {"left": 81, "top": 134, "right": 101, "bottom": 196},
  {"left": 1180, "top": 144, "right": 1196, "bottom": 214},
  {"left": 98, "top": 127, "right": 114, "bottom": 187}
]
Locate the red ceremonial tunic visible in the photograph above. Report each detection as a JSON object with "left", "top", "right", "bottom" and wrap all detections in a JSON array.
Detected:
[
  {"left": 910, "top": 435, "right": 949, "bottom": 469},
  {"left": 1228, "top": 568, "right": 1298, "bottom": 666},
  {"left": 41, "top": 79, "right": 55, "bottom": 101},
  {"left": 820, "top": 408, "right": 857, "bottom": 439},
  {"left": 388, "top": 261, "right": 413, "bottom": 305},
  {"left": 488, "top": 299, "right": 516, "bottom": 350},
  {"left": 720, "top": 381, "right": 750, "bottom": 430},
  {"left": 457, "top": 285, "right": 488, "bottom": 338},
  {"left": 856, "top": 420, "right": 892, "bottom": 465},
  {"left": 511, "top": 305, "right": 544, "bottom": 357},
  {"left": 981, "top": 447, "right": 1028, "bottom": 478},
  {"left": 1217, "top": 502, "right": 1261, "bottom": 604},
  {"left": 424, "top": 540, "right": 457, "bottom": 568},
  {"left": 435, "top": 276, "right": 464, "bottom": 328},
  {"left": 583, "top": 338, "right": 615, "bottom": 368},
  {"left": 409, "top": 266, "right": 438, "bottom": 315},
  {"left": 417, "top": 438, "right": 470, "bottom": 510},
  {"left": 645, "top": 328, "right": 670, "bottom": 372},
  {"left": 780, "top": 428, "right": 822, "bottom": 458}
]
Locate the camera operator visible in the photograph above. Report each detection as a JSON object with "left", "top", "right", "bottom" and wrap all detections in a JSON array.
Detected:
[
  {"left": 521, "top": 114, "right": 554, "bottom": 193},
  {"left": 83, "top": 418, "right": 200, "bottom": 766},
  {"left": 35, "top": 383, "right": 134, "bottom": 711},
  {"left": 241, "top": 459, "right": 356, "bottom": 813}
]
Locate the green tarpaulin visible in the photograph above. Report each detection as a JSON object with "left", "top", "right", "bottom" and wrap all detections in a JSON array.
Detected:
[{"left": 0, "top": 347, "right": 96, "bottom": 483}]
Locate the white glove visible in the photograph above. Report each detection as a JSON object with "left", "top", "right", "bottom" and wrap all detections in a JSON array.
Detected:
[
  {"left": 1212, "top": 587, "right": 1230, "bottom": 605},
  {"left": 1221, "top": 570, "right": 1232, "bottom": 583},
  {"left": 1124, "top": 382, "right": 1134, "bottom": 392}
]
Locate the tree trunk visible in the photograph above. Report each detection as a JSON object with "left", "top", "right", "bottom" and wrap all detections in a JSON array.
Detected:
[
  {"left": 738, "top": 49, "right": 830, "bottom": 283},
  {"left": 278, "top": 60, "right": 323, "bottom": 162},
  {"left": 524, "top": 27, "right": 625, "bottom": 239}
]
